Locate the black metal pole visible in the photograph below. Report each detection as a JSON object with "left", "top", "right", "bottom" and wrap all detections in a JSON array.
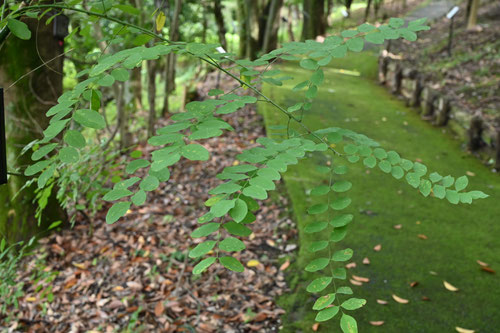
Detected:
[{"left": 0, "top": 88, "right": 7, "bottom": 185}]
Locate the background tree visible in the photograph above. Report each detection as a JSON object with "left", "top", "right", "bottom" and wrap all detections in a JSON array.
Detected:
[{"left": 0, "top": 8, "right": 66, "bottom": 241}]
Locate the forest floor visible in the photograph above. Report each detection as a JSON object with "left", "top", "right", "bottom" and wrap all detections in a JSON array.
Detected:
[
  {"left": 390, "top": 1, "right": 500, "bottom": 126},
  {"left": 1, "top": 74, "right": 295, "bottom": 332},
  {"left": 260, "top": 52, "right": 500, "bottom": 332}
]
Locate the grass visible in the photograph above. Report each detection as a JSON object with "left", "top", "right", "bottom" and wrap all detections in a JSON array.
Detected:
[{"left": 259, "top": 52, "right": 500, "bottom": 332}]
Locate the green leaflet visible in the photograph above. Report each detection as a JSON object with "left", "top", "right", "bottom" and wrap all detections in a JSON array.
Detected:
[
  {"left": 219, "top": 256, "right": 244, "bottom": 272},
  {"left": 305, "top": 221, "right": 328, "bottom": 234},
  {"left": 126, "top": 159, "right": 150, "bottom": 174},
  {"left": 341, "top": 298, "right": 366, "bottom": 310},
  {"left": 340, "top": 313, "right": 358, "bottom": 333},
  {"left": 193, "top": 257, "right": 216, "bottom": 275},
  {"left": 189, "top": 241, "right": 217, "bottom": 258},
  {"left": 106, "top": 202, "right": 131, "bottom": 224},
  {"left": 223, "top": 222, "right": 252, "bottom": 237},
  {"left": 7, "top": 19, "right": 31, "bottom": 40},
  {"left": 191, "top": 223, "right": 220, "bottom": 238},
  {"left": 73, "top": 109, "right": 106, "bottom": 129},
  {"left": 219, "top": 237, "right": 246, "bottom": 252},
  {"left": 306, "top": 277, "right": 332, "bottom": 293},
  {"left": 140, "top": 176, "right": 160, "bottom": 191},
  {"left": 64, "top": 130, "right": 86, "bottom": 148},
  {"left": 332, "top": 180, "right": 352, "bottom": 192},
  {"left": 181, "top": 144, "right": 209, "bottom": 161},
  {"left": 103, "top": 188, "right": 132, "bottom": 201},
  {"left": 332, "top": 248, "right": 353, "bottom": 262},
  {"left": 229, "top": 199, "right": 248, "bottom": 223},
  {"left": 305, "top": 258, "right": 330, "bottom": 272},
  {"left": 210, "top": 199, "right": 236, "bottom": 217},
  {"left": 32, "top": 144, "right": 58, "bottom": 161},
  {"left": 313, "top": 293, "right": 335, "bottom": 310},
  {"left": 316, "top": 306, "right": 340, "bottom": 322},
  {"left": 131, "top": 190, "right": 147, "bottom": 206}
]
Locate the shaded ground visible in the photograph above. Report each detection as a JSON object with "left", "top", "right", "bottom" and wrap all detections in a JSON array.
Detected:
[
  {"left": 260, "top": 52, "right": 500, "bottom": 332},
  {"left": 1, "top": 74, "right": 293, "bottom": 332},
  {"left": 390, "top": 1, "right": 500, "bottom": 124}
]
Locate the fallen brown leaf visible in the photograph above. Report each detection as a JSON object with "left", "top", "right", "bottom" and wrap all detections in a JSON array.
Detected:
[
  {"left": 417, "top": 234, "right": 428, "bottom": 240},
  {"left": 362, "top": 257, "right": 370, "bottom": 265},
  {"left": 481, "top": 266, "right": 495, "bottom": 274},
  {"left": 312, "top": 323, "right": 320, "bottom": 331},
  {"left": 476, "top": 260, "right": 488, "bottom": 267},
  {"left": 352, "top": 275, "right": 370, "bottom": 283},
  {"left": 465, "top": 171, "right": 476, "bottom": 177},
  {"left": 154, "top": 301, "right": 164, "bottom": 317},
  {"left": 443, "top": 281, "right": 459, "bottom": 292},
  {"left": 350, "top": 279, "right": 363, "bottom": 286},
  {"left": 392, "top": 294, "right": 409, "bottom": 304},
  {"left": 279, "top": 260, "right": 290, "bottom": 271},
  {"left": 410, "top": 281, "right": 419, "bottom": 288},
  {"left": 393, "top": 224, "right": 402, "bottom": 229},
  {"left": 376, "top": 299, "right": 388, "bottom": 305},
  {"left": 456, "top": 327, "right": 475, "bottom": 333},
  {"left": 345, "top": 262, "right": 357, "bottom": 269},
  {"left": 373, "top": 244, "right": 382, "bottom": 252},
  {"left": 370, "top": 321, "right": 385, "bottom": 326},
  {"left": 421, "top": 296, "right": 430, "bottom": 301}
]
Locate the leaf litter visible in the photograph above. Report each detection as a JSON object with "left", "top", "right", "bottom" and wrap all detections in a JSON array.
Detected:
[{"left": 2, "top": 72, "right": 294, "bottom": 332}]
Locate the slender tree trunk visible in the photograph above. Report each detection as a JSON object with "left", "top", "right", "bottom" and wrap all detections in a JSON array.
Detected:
[
  {"left": 465, "top": 0, "right": 473, "bottom": 26},
  {"left": 130, "top": 67, "right": 142, "bottom": 111},
  {"left": 345, "top": 0, "right": 353, "bottom": 16},
  {"left": 286, "top": 6, "right": 295, "bottom": 41},
  {"left": 147, "top": 60, "right": 156, "bottom": 138},
  {"left": 364, "top": 0, "right": 373, "bottom": 21},
  {"left": 302, "top": 0, "right": 326, "bottom": 40},
  {"left": 467, "top": 0, "right": 480, "bottom": 30},
  {"left": 213, "top": 0, "right": 228, "bottom": 50},
  {"left": 262, "top": 0, "right": 283, "bottom": 53},
  {"left": 0, "top": 12, "right": 66, "bottom": 242},
  {"left": 162, "top": 0, "right": 181, "bottom": 116}
]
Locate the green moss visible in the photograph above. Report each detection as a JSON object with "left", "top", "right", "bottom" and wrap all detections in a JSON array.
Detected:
[{"left": 260, "top": 52, "right": 500, "bottom": 332}]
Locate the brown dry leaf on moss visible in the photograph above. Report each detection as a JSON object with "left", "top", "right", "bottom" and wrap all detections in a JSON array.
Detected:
[
  {"left": 350, "top": 279, "right": 363, "bottom": 286},
  {"left": 481, "top": 266, "right": 495, "bottom": 274},
  {"left": 345, "top": 262, "right": 357, "bottom": 269},
  {"left": 393, "top": 224, "right": 402, "bottom": 229},
  {"left": 417, "top": 234, "right": 428, "bottom": 240},
  {"left": 370, "top": 321, "right": 385, "bottom": 326},
  {"left": 362, "top": 257, "right": 370, "bottom": 265},
  {"left": 279, "top": 260, "right": 290, "bottom": 271},
  {"left": 376, "top": 299, "right": 388, "bottom": 305},
  {"left": 373, "top": 244, "right": 382, "bottom": 251},
  {"left": 312, "top": 323, "right": 320, "bottom": 331},
  {"left": 456, "top": 327, "right": 475, "bottom": 333},
  {"left": 410, "top": 281, "right": 419, "bottom": 288},
  {"left": 476, "top": 260, "right": 488, "bottom": 267},
  {"left": 443, "top": 281, "right": 459, "bottom": 292},
  {"left": 392, "top": 294, "right": 409, "bottom": 304},
  {"left": 352, "top": 275, "right": 370, "bottom": 283}
]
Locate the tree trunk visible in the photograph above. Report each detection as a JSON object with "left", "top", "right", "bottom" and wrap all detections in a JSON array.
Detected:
[
  {"left": 130, "top": 67, "right": 142, "bottom": 111},
  {"left": 0, "top": 13, "right": 65, "bottom": 242},
  {"left": 162, "top": 0, "right": 181, "bottom": 116},
  {"left": 213, "top": 0, "right": 228, "bottom": 51},
  {"left": 302, "top": 0, "right": 326, "bottom": 40},
  {"left": 262, "top": 0, "right": 283, "bottom": 53},
  {"left": 345, "top": 0, "right": 353, "bottom": 17},
  {"left": 467, "top": 0, "right": 480, "bottom": 30},
  {"left": 147, "top": 60, "right": 156, "bottom": 138},
  {"left": 286, "top": 6, "right": 295, "bottom": 41},
  {"left": 364, "top": 0, "right": 373, "bottom": 21}
]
